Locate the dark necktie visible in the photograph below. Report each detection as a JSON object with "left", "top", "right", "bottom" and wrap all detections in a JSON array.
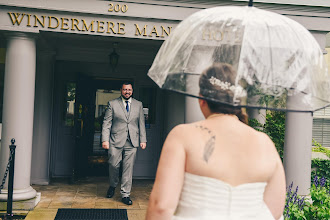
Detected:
[{"left": 125, "top": 100, "right": 129, "bottom": 112}]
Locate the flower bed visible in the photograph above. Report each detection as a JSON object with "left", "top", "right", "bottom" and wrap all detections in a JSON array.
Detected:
[{"left": 284, "top": 177, "right": 330, "bottom": 220}]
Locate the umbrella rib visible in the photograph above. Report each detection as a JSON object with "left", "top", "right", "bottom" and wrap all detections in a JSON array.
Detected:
[
  {"left": 163, "top": 88, "right": 324, "bottom": 113},
  {"left": 235, "top": 6, "right": 250, "bottom": 89},
  {"left": 279, "top": 15, "right": 310, "bottom": 89},
  {"left": 265, "top": 19, "right": 274, "bottom": 96}
]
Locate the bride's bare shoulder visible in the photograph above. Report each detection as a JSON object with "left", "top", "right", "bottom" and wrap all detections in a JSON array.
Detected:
[
  {"left": 254, "top": 130, "right": 278, "bottom": 153},
  {"left": 168, "top": 121, "right": 203, "bottom": 136},
  {"left": 257, "top": 131, "right": 273, "bottom": 143}
]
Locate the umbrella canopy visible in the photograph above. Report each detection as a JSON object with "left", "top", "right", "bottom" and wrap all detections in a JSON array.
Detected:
[{"left": 148, "top": 6, "right": 330, "bottom": 112}]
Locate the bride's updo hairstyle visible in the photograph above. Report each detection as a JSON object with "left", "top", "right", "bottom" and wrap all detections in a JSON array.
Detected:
[{"left": 199, "top": 63, "right": 248, "bottom": 124}]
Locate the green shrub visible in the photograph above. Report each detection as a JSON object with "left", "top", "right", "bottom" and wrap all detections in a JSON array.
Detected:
[
  {"left": 312, "top": 139, "right": 330, "bottom": 158},
  {"left": 312, "top": 159, "right": 330, "bottom": 188},
  {"left": 303, "top": 177, "right": 330, "bottom": 220}
]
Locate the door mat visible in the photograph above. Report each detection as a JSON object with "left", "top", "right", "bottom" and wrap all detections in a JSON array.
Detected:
[{"left": 55, "top": 209, "right": 128, "bottom": 220}]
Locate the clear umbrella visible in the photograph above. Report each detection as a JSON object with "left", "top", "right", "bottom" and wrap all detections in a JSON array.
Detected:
[{"left": 147, "top": 5, "right": 330, "bottom": 112}]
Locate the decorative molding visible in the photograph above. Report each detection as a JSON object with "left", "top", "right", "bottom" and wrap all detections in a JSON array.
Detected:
[
  {"left": 1, "top": 0, "right": 329, "bottom": 21},
  {"left": 0, "top": 1, "right": 329, "bottom": 36},
  {"left": 3, "top": 31, "right": 38, "bottom": 40}
]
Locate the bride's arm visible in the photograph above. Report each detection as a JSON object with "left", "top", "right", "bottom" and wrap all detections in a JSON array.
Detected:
[
  {"left": 263, "top": 141, "right": 286, "bottom": 220},
  {"left": 146, "top": 125, "right": 186, "bottom": 220}
]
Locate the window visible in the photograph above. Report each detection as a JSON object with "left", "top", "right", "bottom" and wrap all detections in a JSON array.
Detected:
[
  {"left": 139, "top": 87, "right": 157, "bottom": 125},
  {"left": 64, "top": 82, "right": 76, "bottom": 127}
]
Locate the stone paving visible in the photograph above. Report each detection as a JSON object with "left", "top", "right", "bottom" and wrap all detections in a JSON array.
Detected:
[
  {"left": 7, "top": 150, "right": 328, "bottom": 219},
  {"left": 24, "top": 177, "right": 153, "bottom": 220}
]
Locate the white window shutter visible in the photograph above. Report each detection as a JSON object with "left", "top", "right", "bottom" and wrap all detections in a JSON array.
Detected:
[{"left": 312, "top": 106, "right": 330, "bottom": 147}]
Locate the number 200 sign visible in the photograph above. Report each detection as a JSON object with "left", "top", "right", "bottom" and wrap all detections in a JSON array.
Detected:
[{"left": 108, "top": 3, "right": 128, "bottom": 13}]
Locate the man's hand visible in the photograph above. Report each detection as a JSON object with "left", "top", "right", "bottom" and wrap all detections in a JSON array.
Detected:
[
  {"left": 102, "top": 141, "right": 110, "bottom": 149},
  {"left": 140, "top": 142, "right": 146, "bottom": 149}
]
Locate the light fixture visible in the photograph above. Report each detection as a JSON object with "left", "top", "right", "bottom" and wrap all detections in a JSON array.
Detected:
[{"left": 109, "top": 42, "right": 119, "bottom": 72}]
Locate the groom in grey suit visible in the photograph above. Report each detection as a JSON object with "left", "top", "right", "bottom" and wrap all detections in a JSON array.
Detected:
[{"left": 101, "top": 83, "right": 147, "bottom": 205}]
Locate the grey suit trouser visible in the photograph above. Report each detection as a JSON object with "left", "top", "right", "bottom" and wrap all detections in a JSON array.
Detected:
[{"left": 108, "top": 140, "right": 137, "bottom": 198}]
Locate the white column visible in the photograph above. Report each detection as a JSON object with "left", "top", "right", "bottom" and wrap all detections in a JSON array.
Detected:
[
  {"left": 311, "top": 31, "right": 327, "bottom": 54},
  {"left": 284, "top": 92, "right": 313, "bottom": 195},
  {"left": 165, "top": 92, "right": 185, "bottom": 134},
  {"left": 185, "top": 96, "right": 204, "bottom": 123},
  {"left": 184, "top": 75, "right": 204, "bottom": 123},
  {"left": 282, "top": 31, "right": 327, "bottom": 195},
  {"left": 0, "top": 32, "right": 37, "bottom": 201},
  {"left": 31, "top": 51, "right": 55, "bottom": 185},
  {"left": 283, "top": 111, "right": 313, "bottom": 195},
  {"left": 246, "top": 109, "right": 266, "bottom": 125}
]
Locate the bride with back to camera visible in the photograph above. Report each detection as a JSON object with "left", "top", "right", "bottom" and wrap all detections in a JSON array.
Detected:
[{"left": 146, "top": 63, "right": 286, "bottom": 220}]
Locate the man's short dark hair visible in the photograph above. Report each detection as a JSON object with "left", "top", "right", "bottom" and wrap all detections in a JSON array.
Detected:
[{"left": 121, "top": 82, "right": 133, "bottom": 89}]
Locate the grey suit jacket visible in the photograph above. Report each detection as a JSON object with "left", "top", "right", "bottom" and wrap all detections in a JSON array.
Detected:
[{"left": 101, "top": 97, "right": 147, "bottom": 148}]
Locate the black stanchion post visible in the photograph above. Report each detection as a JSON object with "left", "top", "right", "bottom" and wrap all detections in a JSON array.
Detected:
[{"left": 6, "top": 138, "right": 16, "bottom": 218}]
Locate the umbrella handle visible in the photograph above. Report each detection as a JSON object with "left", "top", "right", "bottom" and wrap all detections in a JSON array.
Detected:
[{"left": 248, "top": 0, "right": 253, "bottom": 7}]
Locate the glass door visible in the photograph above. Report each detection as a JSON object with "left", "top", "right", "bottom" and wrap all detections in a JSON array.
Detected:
[
  {"left": 92, "top": 89, "right": 121, "bottom": 154},
  {"left": 78, "top": 78, "right": 132, "bottom": 176}
]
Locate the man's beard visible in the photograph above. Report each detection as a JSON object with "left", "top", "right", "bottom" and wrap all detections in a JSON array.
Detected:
[{"left": 122, "top": 94, "right": 131, "bottom": 100}]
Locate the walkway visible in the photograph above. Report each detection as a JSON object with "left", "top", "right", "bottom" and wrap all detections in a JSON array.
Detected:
[{"left": 25, "top": 177, "right": 153, "bottom": 220}]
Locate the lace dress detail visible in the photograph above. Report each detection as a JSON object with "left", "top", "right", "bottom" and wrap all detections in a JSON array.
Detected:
[{"left": 172, "top": 172, "right": 280, "bottom": 220}]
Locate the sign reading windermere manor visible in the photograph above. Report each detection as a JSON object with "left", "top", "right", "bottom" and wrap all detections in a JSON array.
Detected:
[{"left": 0, "top": 9, "right": 177, "bottom": 40}]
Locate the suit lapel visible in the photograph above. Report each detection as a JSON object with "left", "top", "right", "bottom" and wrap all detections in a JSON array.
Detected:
[
  {"left": 117, "top": 98, "right": 129, "bottom": 119},
  {"left": 128, "top": 99, "right": 135, "bottom": 122}
]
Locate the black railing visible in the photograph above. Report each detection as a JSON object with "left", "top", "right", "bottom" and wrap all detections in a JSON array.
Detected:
[{"left": 0, "top": 138, "right": 16, "bottom": 219}]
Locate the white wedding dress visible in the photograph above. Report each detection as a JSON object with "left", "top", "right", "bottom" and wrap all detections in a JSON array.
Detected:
[{"left": 172, "top": 172, "right": 283, "bottom": 220}]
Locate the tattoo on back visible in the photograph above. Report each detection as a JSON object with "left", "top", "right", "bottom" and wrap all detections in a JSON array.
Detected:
[{"left": 195, "top": 125, "right": 216, "bottom": 163}]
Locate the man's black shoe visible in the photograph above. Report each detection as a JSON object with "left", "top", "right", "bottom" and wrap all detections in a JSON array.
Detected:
[
  {"left": 106, "top": 186, "right": 115, "bottom": 198},
  {"left": 122, "top": 197, "right": 133, "bottom": 205}
]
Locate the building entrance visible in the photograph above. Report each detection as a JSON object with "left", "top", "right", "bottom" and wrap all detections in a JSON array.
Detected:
[
  {"left": 73, "top": 77, "right": 132, "bottom": 178},
  {"left": 47, "top": 33, "right": 164, "bottom": 181},
  {"left": 51, "top": 71, "right": 163, "bottom": 180}
]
